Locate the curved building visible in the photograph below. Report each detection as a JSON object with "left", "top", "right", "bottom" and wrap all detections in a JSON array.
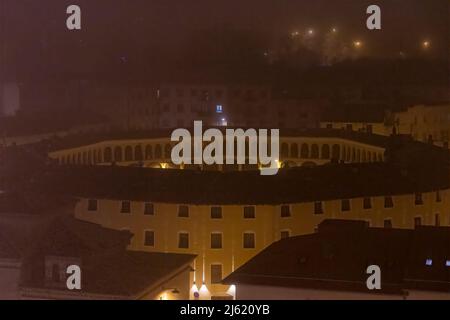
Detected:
[{"left": 42, "top": 129, "right": 450, "bottom": 299}]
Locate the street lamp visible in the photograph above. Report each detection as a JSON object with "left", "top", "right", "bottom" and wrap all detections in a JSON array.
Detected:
[{"left": 353, "top": 41, "right": 363, "bottom": 48}]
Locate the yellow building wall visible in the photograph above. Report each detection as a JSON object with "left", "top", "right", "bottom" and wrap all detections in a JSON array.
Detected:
[{"left": 74, "top": 189, "right": 450, "bottom": 299}]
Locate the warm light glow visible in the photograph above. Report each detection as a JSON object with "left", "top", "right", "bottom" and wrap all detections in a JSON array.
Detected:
[
  {"left": 353, "top": 41, "right": 362, "bottom": 48},
  {"left": 307, "top": 29, "right": 314, "bottom": 36},
  {"left": 275, "top": 159, "right": 282, "bottom": 169},
  {"left": 199, "top": 284, "right": 210, "bottom": 298},
  {"left": 422, "top": 40, "right": 430, "bottom": 49},
  {"left": 190, "top": 283, "right": 199, "bottom": 299},
  {"left": 226, "top": 284, "right": 236, "bottom": 299},
  {"left": 331, "top": 27, "right": 337, "bottom": 33},
  {"left": 160, "top": 163, "right": 169, "bottom": 169},
  {"left": 159, "top": 293, "right": 167, "bottom": 300},
  {"left": 291, "top": 31, "right": 299, "bottom": 37}
]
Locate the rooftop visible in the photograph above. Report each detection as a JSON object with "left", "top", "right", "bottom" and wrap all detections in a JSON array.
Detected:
[
  {"left": 2, "top": 160, "right": 447, "bottom": 206},
  {"left": 223, "top": 219, "right": 450, "bottom": 294},
  {"left": 46, "top": 128, "right": 391, "bottom": 152},
  {"left": 0, "top": 212, "right": 196, "bottom": 298}
]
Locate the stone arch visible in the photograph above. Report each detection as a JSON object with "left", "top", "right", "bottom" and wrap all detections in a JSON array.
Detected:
[
  {"left": 135, "top": 145, "right": 143, "bottom": 161},
  {"left": 114, "top": 146, "right": 123, "bottom": 162},
  {"left": 301, "top": 143, "right": 309, "bottom": 159},
  {"left": 145, "top": 145, "right": 153, "bottom": 160},
  {"left": 124, "top": 146, "right": 133, "bottom": 161},
  {"left": 321, "top": 144, "right": 330, "bottom": 159},
  {"left": 332, "top": 144, "right": 340, "bottom": 160},
  {"left": 281, "top": 143, "right": 289, "bottom": 158},
  {"left": 290, "top": 144, "right": 299, "bottom": 158},
  {"left": 97, "top": 149, "right": 103, "bottom": 163},
  {"left": 311, "top": 144, "right": 319, "bottom": 158},
  {"left": 155, "top": 144, "right": 162, "bottom": 159},
  {"left": 164, "top": 143, "right": 172, "bottom": 159},
  {"left": 104, "top": 147, "right": 112, "bottom": 162}
]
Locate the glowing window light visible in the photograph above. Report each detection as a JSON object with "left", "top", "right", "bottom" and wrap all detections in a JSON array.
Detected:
[{"left": 425, "top": 259, "right": 433, "bottom": 266}]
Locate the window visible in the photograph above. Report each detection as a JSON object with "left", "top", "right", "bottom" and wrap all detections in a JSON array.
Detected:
[
  {"left": 178, "top": 205, "right": 189, "bottom": 217},
  {"left": 384, "top": 219, "right": 392, "bottom": 228},
  {"left": 414, "top": 217, "right": 422, "bottom": 227},
  {"left": 211, "top": 207, "right": 222, "bottom": 219},
  {"left": 211, "top": 264, "right": 223, "bottom": 284},
  {"left": 425, "top": 259, "right": 433, "bottom": 266},
  {"left": 384, "top": 196, "right": 394, "bottom": 208},
  {"left": 243, "top": 232, "right": 255, "bottom": 249},
  {"left": 211, "top": 233, "right": 222, "bottom": 249},
  {"left": 436, "top": 191, "right": 442, "bottom": 202},
  {"left": 435, "top": 214, "right": 440, "bottom": 227},
  {"left": 415, "top": 193, "right": 423, "bottom": 205},
  {"left": 121, "top": 201, "right": 131, "bottom": 213},
  {"left": 144, "top": 230, "right": 154, "bottom": 247},
  {"left": 87, "top": 199, "right": 98, "bottom": 211},
  {"left": 243, "top": 206, "right": 255, "bottom": 219},
  {"left": 281, "top": 205, "right": 291, "bottom": 218},
  {"left": 144, "top": 203, "right": 154, "bottom": 215},
  {"left": 216, "top": 105, "right": 223, "bottom": 113},
  {"left": 446, "top": 260, "right": 450, "bottom": 267},
  {"left": 314, "top": 201, "right": 323, "bottom": 215},
  {"left": 341, "top": 199, "right": 350, "bottom": 212},
  {"left": 363, "top": 197, "right": 372, "bottom": 209},
  {"left": 280, "top": 230, "right": 290, "bottom": 239},
  {"left": 178, "top": 233, "right": 189, "bottom": 249}
]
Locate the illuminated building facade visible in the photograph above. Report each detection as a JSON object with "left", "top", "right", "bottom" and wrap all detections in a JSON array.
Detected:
[
  {"left": 393, "top": 104, "right": 450, "bottom": 148},
  {"left": 43, "top": 130, "right": 450, "bottom": 299}
]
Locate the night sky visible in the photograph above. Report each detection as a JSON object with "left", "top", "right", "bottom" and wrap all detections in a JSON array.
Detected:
[{"left": 1, "top": 0, "right": 449, "bottom": 80}]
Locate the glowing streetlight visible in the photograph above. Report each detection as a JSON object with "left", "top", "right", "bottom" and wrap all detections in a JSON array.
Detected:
[
  {"left": 307, "top": 28, "right": 314, "bottom": 36},
  {"left": 353, "top": 41, "right": 363, "bottom": 48},
  {"left": 422, "top": 40, "right": 431, "bottom": 49},
  {"left": 331, "top": 27, "right": 338, "bottom": 33}
]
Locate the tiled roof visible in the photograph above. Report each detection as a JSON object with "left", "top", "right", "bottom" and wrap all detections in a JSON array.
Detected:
[{"left": 223, "top": 220, "right": 450, "bottom": 293}]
